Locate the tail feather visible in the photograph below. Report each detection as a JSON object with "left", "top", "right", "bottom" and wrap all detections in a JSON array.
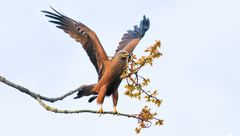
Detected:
[{"left": 74, "top": 84, "right": 96, "bottom": 99}]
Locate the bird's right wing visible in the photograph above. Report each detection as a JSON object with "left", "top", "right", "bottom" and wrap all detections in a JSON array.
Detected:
[{"left": 42, "top": 7, "right": 109, "bottom": 79}]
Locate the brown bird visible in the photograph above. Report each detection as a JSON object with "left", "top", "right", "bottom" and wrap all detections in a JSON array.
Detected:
[{"left": 42, "top": 7, "right": 150, "bottom": 113}]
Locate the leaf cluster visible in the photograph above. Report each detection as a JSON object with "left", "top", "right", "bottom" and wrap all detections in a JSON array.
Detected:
[{"left": 121, "top": 40, "right": 164, "bottom": 133}]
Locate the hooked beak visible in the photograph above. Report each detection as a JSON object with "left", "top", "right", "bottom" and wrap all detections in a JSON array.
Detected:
[{"left": 128, "top": 53, "right": 132, "bottom": 58}]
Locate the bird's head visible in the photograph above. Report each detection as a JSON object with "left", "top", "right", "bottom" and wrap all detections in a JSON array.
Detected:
[
  {"left": 115, "top": 50, "right": 130, "bottom": 60},
  {"left": 139, "top": 15, "right": 150, "bottom": 37}
]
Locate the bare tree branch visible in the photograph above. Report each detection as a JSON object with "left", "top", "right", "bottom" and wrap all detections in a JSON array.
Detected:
[
  {"left": 36, "top": 97, "right": 140, "bottom": 119},
  {"left": 0, "top": 74, "right": 141, "bottom": 120},
  {"left": 0, "top": 75, "right": 80, "bottom": 102}
]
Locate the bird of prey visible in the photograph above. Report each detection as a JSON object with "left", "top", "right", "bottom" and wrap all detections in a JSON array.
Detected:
[{"left": 42, "top": 7, "right": 150, "bottom": 113}]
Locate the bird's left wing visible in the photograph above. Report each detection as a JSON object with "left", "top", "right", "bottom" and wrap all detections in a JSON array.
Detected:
[
  {"left": 42, "top": 7, "right": 109, "bottom": 80},
  {"left": 116, "top": 15, "right": 150, "bottom": 54}
]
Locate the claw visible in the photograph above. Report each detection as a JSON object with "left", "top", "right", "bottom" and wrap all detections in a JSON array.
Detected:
[
  {"left": 98, "top": 105, "right": 103, "bottom": 114},
  {"left": 113, "top": 106, "right": 118, "bottom": 114}
]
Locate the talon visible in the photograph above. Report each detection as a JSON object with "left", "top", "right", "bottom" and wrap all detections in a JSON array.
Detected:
[
  {"left": 98, "top": 105, "right": 103, "bottom": 114},
  {"left": 113, "top": 106, "right": 118, "bottom": 114}
]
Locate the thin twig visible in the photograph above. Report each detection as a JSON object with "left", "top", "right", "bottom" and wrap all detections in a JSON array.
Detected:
[{"left": 125, "top": 72, "right": 161, "bottom": 103}]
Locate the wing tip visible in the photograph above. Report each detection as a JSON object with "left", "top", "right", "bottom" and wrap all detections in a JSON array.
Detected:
[
  {"left": 41, "top": 6, "right": 64, "bottom": 17},
  {"left": 116, "top": 15, "right": 150, "bottom": 53},
  {"left": 139, "top": 14, "right": 150, "bottom": 37}
]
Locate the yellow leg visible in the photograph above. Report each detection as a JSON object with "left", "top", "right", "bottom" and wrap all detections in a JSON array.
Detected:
[
  {"left": 98, "top": 104, "right": 103, "bottom": 114},
  {"left": 113, "top": 106, "right": 118, "bottom": 114}
]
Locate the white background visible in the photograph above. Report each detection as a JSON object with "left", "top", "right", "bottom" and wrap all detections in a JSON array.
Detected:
[{"left": 0, "top": 0, "right": 239, "bottom": 136}]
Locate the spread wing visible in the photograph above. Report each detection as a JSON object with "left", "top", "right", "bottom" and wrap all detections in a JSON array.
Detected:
[
  {"left": 116, "top": 15, "right": 150, "bottom": 54},
  {"left": 42, "top": 7, "right": 109, "bottom": 79}
]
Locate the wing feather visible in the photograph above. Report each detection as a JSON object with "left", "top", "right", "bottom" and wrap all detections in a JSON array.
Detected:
[
  {"left": 42, "top": 7, "right": 109, "bottom": 79},
  {"left": 116, "top": 15, "right": 150, "bottom": 54}
]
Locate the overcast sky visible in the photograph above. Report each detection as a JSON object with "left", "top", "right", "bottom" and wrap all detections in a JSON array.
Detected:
[{"left": 0, "top": 0, "right": 239, "bottom": 136}]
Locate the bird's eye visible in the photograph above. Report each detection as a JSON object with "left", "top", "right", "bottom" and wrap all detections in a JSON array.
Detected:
[{"left": 121, "top": 56, "right": 127, "bottom": 60}]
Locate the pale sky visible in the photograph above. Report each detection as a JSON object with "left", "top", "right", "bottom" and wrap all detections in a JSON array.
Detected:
[{"left": 0, "top": 0, "right": 239, "bottom": 136}]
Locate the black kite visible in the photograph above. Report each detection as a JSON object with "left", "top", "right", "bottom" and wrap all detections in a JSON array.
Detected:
[{"left": 42, "top": 7, "right": 150, "bottom": 113}]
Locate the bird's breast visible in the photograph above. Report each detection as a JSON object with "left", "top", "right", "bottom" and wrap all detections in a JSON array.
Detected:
[{"left": 95, "top": 58, "right": 127, "bottom": 94}]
